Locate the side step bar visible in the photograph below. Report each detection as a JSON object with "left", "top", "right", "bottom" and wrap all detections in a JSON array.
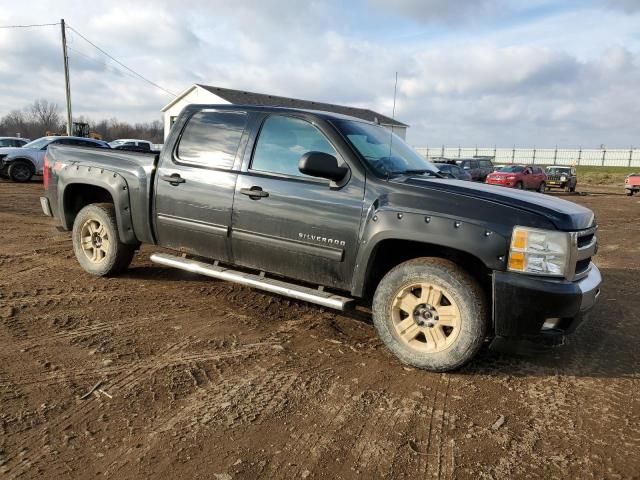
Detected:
[{"left": 150, "top": 253, "right": 355, "bottom": 311}]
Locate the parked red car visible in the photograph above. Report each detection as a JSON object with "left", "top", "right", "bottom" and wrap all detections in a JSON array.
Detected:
[
  {"left": 485, "top": 165, "right": 547, "bottom": 192},
  {"left": 625, "top": 173, "right": 640, "bottom": 196}
]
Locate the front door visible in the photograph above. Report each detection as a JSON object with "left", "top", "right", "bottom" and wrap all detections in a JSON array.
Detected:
[
  {"left": 154, "top": 109, "right": 248, "bottom": 261},
  {"left": 230, "top": 114, "right": 365, "bottom": 290}
]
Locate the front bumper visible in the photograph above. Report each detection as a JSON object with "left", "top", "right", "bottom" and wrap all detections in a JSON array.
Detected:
[
  {"left": 486, "top": 179, "right": 516, "bottom": 188},
  {"left": 40, "top": 196, "right": 53, "bottom": 217},
  {"left": 547, "top": 181, "right": 567, "bottom": 189},
  {"left": 489, "top": 263, "right": 601, "bottom": 354}
]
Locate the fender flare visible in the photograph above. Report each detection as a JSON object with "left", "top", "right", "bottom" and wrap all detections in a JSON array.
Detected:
[
  {"left": 58, "top": 165, "right": 138, "bottom": 245},
  {"left": 350, "top": 208, "right": 510, "bottom": 297}
]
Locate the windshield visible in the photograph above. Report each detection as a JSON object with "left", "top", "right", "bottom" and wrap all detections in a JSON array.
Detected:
[
  {"left": 333, "top": 120, "right": 438, "bottom": 177},
  {"left": 23, "top": 137, "right": 54, "bottom": 149},
  {"left": 498, "top": 165, "right": 525, "bottom": 173},
  {"left": 546, "top": 167, "right": 571, "bottom": 174}
]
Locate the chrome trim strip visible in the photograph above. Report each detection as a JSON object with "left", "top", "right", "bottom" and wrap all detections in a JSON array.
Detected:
[
  {"left": 150, "top": 253, "right": 354, "bottom": 311},
  {"left": 156, "top": 214, "right": 228, "bottom": 236}
]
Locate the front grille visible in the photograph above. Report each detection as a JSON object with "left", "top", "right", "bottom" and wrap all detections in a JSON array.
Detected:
[
  {"left": 569, "top": 227, "right": 597, "bottom": 281},
  {"left": 577, "top": 232, "right": 595, "bottom": 248}
]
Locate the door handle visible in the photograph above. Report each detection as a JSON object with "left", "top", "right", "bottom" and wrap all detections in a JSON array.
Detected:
[
  {"left": 160, "top": 174, "right": 185, "bottom": 185},
  {"left": 240, "top": 186, "right": 269, "bottom": 199}
]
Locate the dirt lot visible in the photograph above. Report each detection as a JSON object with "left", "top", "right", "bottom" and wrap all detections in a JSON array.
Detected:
[{"left": 0, "top": 180, "right": 638, "bottom": 479}]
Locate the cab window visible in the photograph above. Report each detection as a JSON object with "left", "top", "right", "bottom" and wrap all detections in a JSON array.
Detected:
[
  {"left": 177, "top": 110, "right": 248, "bottom": 169},
  {"left": 251, "top": 115, "right": 337, "bottom": 178}
]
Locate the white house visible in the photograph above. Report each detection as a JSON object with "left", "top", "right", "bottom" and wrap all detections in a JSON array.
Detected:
[{"left": 161, "top": 84, "right": 408, "bottom": 140}]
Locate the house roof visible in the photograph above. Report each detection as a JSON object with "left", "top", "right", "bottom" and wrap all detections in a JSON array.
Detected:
[{"left": 162, "top": 83, "right": 408, "bottom": 128}]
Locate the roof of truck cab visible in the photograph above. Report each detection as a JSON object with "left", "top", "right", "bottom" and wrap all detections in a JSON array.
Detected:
[{"left": 185, "top": 103, "right": 398, "bottom": 126}]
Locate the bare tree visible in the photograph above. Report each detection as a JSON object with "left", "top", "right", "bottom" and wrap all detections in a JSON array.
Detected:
[
  {"left": 0, "top": 99, "right": 163, "bottom": 143},
  {"left": 28, "top": 99, "right": 63, "bottom": 134},
  {"left": 0, "top": 110, "right": 28, "bottom": 138}
]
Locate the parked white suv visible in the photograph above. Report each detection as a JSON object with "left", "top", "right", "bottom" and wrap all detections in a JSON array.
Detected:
[
  {"left": 108, "top": 139, "right": 153, "bottom": 151},
  {"left": 0, "top": 137, "right": 30, "bottom": 148}
]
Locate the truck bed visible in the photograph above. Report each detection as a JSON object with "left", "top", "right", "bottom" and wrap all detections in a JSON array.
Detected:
[{"left": 45, "top": 145, "right": 159, "bottom": 244}]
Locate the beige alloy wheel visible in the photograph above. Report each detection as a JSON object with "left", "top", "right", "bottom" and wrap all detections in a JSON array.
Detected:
[
  {"left": 80, "top": 219, "right": 111, "bottom": 264},
  {"left": 391, "top": 282, "right": 461, "bottom": 353}
]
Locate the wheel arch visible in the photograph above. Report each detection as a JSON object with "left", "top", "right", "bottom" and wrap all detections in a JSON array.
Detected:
[
  {"left": 355, "top": 238, "right": 493, "bottom": 301},
  {"left": 350, "top": 211, "right": 509, "bottom": 300},
  {"left": 5, "top": 156, "right": 36, "bottom": 172},
  {"left": 60, "top": 174, "right": 138, "bottom": 245}
]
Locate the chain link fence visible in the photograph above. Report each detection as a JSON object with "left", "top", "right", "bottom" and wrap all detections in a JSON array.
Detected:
[{"left": 414, "top": 146, "right": 640, "bottom": 167}]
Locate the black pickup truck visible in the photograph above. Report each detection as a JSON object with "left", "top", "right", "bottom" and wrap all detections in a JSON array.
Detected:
[{"left": 40, "top": 105, "right": 601, "bottom": 371}]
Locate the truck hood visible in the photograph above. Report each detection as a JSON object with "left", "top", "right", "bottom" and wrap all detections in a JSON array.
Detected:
[{"left": 396, "top": 177, "right": 595, "bottom": 231}]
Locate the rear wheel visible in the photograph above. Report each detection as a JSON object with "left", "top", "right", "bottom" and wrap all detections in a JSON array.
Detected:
[
  {"left": 372, "top": 258, "right": 487, "bottom": 371},
  {"left": 72, "top": 203, "right": 135, "bottom": 276},
  {"left": 8, "top": 160, "right": 33, "bottom": 182}
]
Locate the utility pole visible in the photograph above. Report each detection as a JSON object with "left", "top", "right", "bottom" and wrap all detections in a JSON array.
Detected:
[{"left": 60, "top": 19, "right": 72, "bottom": 136}]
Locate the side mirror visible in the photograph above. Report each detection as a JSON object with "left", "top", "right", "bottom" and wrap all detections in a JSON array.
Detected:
[{"left": 298, "top": 151, "right": 348, "bottom": 182}]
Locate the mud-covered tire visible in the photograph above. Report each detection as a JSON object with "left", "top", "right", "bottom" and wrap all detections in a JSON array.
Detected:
[
  {"left": 72, "top": 203, "right": 135, "bottom": 276},
  {"left": 8, "top": 160, "right": 34, "bottom": 183},
  {"left": 372, "top": 258, "right": 487, "bottom": 372}
]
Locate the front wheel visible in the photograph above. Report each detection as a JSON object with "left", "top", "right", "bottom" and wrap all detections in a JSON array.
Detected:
[
  {"left": 372, "top": 258, "right": 487, "bottom": 371},
  {"left": 72, "top": 203, "right": 135, "bottom": 276},
  {"left": 515, "top": 182, "right": 523, "bottom": 190},
  {"left": 537, "top": 182, "right": 546, "bottom": 193}
]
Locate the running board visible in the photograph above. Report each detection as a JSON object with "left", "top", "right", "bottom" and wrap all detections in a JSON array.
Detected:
[{"left": 150, "top": 253, "right": 355, "bottom": 311}]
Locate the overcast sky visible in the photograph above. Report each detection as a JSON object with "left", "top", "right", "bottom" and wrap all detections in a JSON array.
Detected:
[{"left": 1, "top": 0, "right": 639, "bottom": 147}]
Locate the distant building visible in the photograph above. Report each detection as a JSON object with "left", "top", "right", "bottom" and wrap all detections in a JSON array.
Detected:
[{"left": 161, "top": 84, "right": 408, "bottom": 140}]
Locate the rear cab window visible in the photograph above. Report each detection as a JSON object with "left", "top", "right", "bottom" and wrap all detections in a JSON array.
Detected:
[{"left": 177, "top": 110, "right": 248, "bottom": 169}]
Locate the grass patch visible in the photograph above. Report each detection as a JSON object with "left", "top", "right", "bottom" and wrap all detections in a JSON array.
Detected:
[{"left": 576, "top": 166, "right": 638, "bottom": 185}]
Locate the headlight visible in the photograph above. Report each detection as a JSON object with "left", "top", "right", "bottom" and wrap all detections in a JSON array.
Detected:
[
  {"left": 560, "top": 175, "right": 567, "bottom": 181},
  {"left": 508, "top": 226, "right": 570, "bottom": 277}
]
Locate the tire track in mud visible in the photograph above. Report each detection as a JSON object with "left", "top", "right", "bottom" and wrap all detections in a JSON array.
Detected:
[
  {"left": 103, "top": 362, "right": 303, "bottom": 477},
  {"left": 3, "top": 336, "right": 274, "bottom": 479},
  {"left": 266, "top": 378, "right": 355, "bottom": 477}
]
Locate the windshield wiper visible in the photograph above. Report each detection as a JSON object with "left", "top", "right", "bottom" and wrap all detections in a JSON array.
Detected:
[{"left": 390, "top": 169, "right": 445, "bottom": 178}]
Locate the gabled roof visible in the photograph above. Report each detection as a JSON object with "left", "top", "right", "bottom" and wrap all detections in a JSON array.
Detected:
[{"left": 162, "top": 83, "right": 408, "bottom": 127}]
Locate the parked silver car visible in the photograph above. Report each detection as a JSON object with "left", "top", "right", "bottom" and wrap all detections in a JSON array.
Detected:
[
  {"left": 0, "top": 137, "right": 30, "bottom": 148},
  {"left": 0, "top": 136, "right": 109, "bottom": 182}
]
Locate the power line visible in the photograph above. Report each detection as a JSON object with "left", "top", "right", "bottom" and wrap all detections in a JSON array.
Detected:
[
  {"left": 67, "top": 25, "right": 177, "bottom": 97},
  {"left": 0, "top": 22, "right": 59, "bottom": 29},
  {"left": 67, "top": 45, "right": 147, "bottom": 83}
]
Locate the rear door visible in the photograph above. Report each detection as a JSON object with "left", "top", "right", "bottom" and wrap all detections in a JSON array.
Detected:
[
  {"left": 230, "top": 113, "right": 365, "bottom": 290},
  {"left": 153, "top": 109, "right": 249, "bottom": 261}
]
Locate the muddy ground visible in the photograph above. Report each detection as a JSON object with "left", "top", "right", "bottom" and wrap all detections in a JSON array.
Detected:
[{"left": 0, "top": 180, "right": 638, "bottom": 479}]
